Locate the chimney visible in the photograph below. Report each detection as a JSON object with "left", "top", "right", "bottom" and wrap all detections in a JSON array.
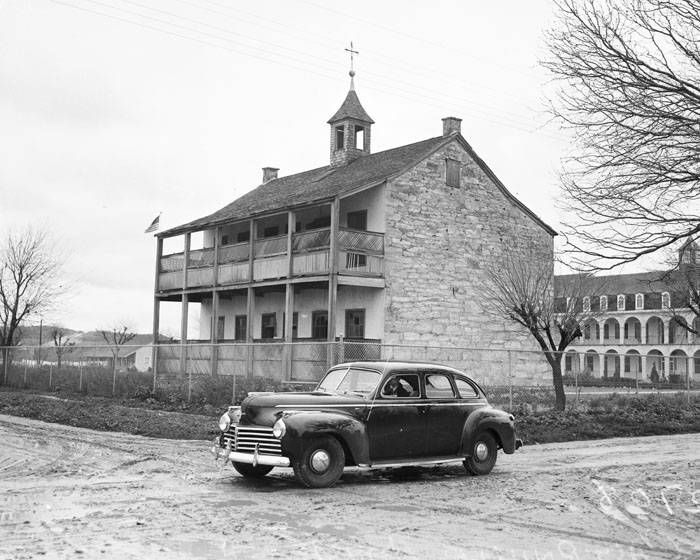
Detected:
[
  {"left": 262, "top": 167, "right": 279, "bottom": 183},
  {"left": 442, "top": 116, "right": 462, "bottom": 136}
]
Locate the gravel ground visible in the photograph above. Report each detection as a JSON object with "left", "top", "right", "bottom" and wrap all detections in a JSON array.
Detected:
[{"left": 0, "top": 413, "right": 698, "bottom": 560}]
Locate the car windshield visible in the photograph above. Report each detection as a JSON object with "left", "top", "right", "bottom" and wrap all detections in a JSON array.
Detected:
[{"left": 316, "top": 367, "right": 381, "bottom": 397}]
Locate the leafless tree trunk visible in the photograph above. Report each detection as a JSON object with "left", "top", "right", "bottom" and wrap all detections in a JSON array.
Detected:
[
  {"left": 99, "top": 326, "right": 136, "bottom": 396},
  {"left": 0, "top": 228, "right": 65, "bottom": 377},
  {"left": 482, "top": 257, "right": 600, "bottom": 410},
  {"left": 51, "top": 327, "right": 75, "bottom": 370},
  {"left": 544, "top": 0, "right": 700, "bottom": 270}
]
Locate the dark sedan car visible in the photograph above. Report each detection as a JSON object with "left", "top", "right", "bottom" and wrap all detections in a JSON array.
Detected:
[{"left": 212, "top": 361, "right": 522, "bottom": 488}]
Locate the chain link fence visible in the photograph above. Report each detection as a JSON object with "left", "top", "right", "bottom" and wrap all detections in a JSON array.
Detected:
[{"left": 0, "top": 343, "right": 696, "bottom": 410}]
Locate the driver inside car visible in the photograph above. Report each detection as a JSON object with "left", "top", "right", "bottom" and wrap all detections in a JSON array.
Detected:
[{"left": 383, "top": 376, "right": 414, "bottom": 397}]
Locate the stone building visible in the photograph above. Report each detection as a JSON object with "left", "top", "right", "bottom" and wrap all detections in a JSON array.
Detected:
[
  {"left": 152, "top": 74, "right": 555, "bottom": 380},
  {"left": 555, "top": 243, "right": 699, "bottom": 385}
]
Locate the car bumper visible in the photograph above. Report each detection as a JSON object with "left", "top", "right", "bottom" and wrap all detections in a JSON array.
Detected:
[{"left": 211, "top": 438, "right": 291, "bottom": 467}]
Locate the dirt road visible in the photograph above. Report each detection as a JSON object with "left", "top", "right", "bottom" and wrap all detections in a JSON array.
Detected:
[{"left": 0, "top": 414, "right": 698, "bottom": 560}]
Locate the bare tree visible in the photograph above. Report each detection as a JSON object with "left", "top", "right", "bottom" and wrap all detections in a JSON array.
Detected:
[
  {"left": 544, "top": 0, "right": 700, "bottom": 270},
  {"left": 51, "top": 327, "right": 75, "bottom": 370},
  {"left": 483, "top": 258, "right": 599, "bottom": 410},
  {"left": 0, "top": 228, "right": 64, "bottom": 376},
  {"left": 99, "top": 326, "right": 136, "bottom": 395}
]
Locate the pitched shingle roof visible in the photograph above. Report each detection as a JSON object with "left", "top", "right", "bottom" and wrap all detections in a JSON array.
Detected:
[
  {"left": 161, "top": 133, "right": 557, "bottom": 237},
  {"left": 327, "top": 89, "right": 374, "bottom": 124},
  {"left": 162, "top": 135, "right": 452, "bottom": 235}
]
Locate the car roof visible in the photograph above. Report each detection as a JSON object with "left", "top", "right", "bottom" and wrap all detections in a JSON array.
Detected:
[{"left": 332, "top": 361, "right": 470, "bottom": 377}]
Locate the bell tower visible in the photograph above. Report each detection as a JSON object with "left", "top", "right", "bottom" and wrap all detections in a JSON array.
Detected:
[{"left": 328, "top": 45, "right": 374, "bottom": 167}]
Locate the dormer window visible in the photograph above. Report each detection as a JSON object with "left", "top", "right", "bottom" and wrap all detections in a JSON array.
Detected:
[
  {"left": 583, "top": 297, "right": 590, "bottom": 313},
  {"left": 661, "top": 292, "right": 670, "bottom": 309},
  {"left": 335, "top": 126, "right": 345, "bottom": 150},
  {"left": 635, "top": 294, "right": 644, "bottom": 310},
  {"left": 600, "top": 295, "right": 608, "bottom": 312},
  {"left": 617, "top": 294, "right": 625, "bottom": 311}
]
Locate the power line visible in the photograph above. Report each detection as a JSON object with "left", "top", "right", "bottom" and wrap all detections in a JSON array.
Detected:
[{"left": 48, "top": 0, "right": 566, "bottom": 140}]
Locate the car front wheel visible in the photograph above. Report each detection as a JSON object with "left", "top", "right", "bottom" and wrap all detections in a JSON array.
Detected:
[
  {"left": 292, "top": 435, "right": 345, "bottom": 488},
  {"left": 463, "top": 431, "right": 497, "bottom": 476},
  {"left": 232, "top": 462, "right": 274, "bottom": 478}
]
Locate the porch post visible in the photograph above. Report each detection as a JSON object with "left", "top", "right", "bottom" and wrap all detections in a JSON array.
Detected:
[
  {"left": 180, "top": 233, "right": 191, "bottom": 376},
  {"left": 641, "top": 354, "right": 647, "bottom": 379},
  {"left": 327, "top": 199, "right": 340, "bottom": 367},
  {"left": 284, "top": 211, "right": 295, "bottom": 379},
  {"left": 180, "top": 294, "right": 189, "bottom": 375},
  {"left": 211, "top": 290, "right": 219, "bottom": 376},
  {"left": 151, "top": 236, "right": 163, "bottom": 384},
  {"left": 663, "top": 353, "right": 670, "bottom": 379},
  {"left": 246, "top": 286, "right": 254, "bottom": 379},
  {"left": 211, "top": 227, "right": 220, "bottom": 376}
]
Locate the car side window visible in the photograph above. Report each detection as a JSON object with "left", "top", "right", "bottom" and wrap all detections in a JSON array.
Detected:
[
  {"left": 381, "top": 374, "right": 420, "bottom": 398},
  {"left": 454, "top": 377, "right": 479, "bottom": 398},
  {"left": 424, "top": 373, "right": 456, "bottom": 399}
]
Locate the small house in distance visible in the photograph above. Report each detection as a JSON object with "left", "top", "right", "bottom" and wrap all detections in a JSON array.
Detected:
[{"left": 153, "top": 73, "right": 555, "bottom": 381}]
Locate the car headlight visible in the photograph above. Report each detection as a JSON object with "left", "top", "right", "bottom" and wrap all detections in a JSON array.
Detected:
[
  {"left": 228, "top": 406, "right": 242, "bottom": 424},
  {"left": 272, "top": 418, "right": 286, "bottom": 439},
  {"left": 218, "top": 413, "right": 231, "bottom": 432}
]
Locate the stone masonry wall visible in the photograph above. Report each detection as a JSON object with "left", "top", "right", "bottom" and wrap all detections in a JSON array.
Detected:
[{"left": 383, "top": 139, "right": 554, "bottom": 385}]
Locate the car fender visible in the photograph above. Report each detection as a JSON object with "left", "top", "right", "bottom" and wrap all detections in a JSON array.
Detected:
[
  {"left": 460, "top": 406, "right": 518, "bottom": 455},
  {"left": 279, "top": 410, "right": 370, "bottom": 465}
]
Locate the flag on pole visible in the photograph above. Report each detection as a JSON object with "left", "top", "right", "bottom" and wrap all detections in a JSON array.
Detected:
[{"left": 144, "top": 214, "right": 160, "bottom": 233}]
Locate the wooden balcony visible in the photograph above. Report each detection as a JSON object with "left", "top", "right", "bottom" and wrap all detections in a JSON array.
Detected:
[{"left": 157, "top": 227, "right": 384, "bottom": 292}]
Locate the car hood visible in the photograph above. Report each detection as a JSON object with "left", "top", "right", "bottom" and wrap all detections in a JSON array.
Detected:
[{"left": 241, "top": 392, "right": 367, "bottom": 425}]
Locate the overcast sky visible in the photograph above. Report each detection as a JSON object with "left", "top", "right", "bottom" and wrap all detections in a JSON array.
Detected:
[{"left": 1, "top": 0, "right": 574, "bottom": 335}]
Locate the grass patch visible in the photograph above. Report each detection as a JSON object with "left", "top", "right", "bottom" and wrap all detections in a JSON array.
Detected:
[{"left": 0, "top": 387, "right": 698, "bottom": 445}]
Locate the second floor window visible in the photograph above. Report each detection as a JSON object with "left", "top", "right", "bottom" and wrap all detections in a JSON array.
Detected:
[
  {"left": 661, "top": 292, "right": 670, "bottom": 309},
  {"left": 635, "top": 294, "right": 644, "bottom": 310},
  {"left": 617, "top": 294, "right": 625, "bottom": 311},
  {"left": 345, "top": 309, "right": 365, "bottom": 339},
  {"left": 583, "top": 297, "right": 590, "bottom": 313},
  {"left": 600, "top": 295, "right": 608, "bottom": 312}
]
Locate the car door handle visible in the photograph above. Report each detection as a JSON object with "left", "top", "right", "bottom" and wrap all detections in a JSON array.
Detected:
[{"left": 417, "top": 405, "right": 430, "bottom": 415}]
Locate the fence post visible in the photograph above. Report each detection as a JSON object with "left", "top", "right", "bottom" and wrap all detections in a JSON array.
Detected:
[
  {"left": 49, "top": 364, "right": 53, "bottom": 390},
  {"left": 152, "top": 344, "right": 158, "bottom": 394},
  {"left": 112, "top": 362, "right": 117, "bottom": 397},
  {"left": 79, "top": 363, "right": 83, "bottom": 392},
  {"left": 508, "top": 350, "right": 513, "bottom": 410},
  {"left": 187, "top": 353, "right": 192, "bottom": 403},
  {"left": 339, "top": 335, "right": 345, "bottom": 364},
  {"left": 23, "top": 363, "right": 27, "bottom": 387},
  {"left": 3, "top": 349, "right": 8, "bottom": 385}
]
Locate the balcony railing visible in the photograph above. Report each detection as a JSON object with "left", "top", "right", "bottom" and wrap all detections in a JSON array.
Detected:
[{"left": 158, "top": 228, "right": 384, "bottom": 290}]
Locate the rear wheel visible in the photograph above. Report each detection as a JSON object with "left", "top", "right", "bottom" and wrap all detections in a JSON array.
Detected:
[
  {"left": 292, "top": 436, "right": 345, "bottom": 488},
  {"left": 463, "top": 432, "right": 497, "bottom": 476},
  {"left": 232, "top": 462, "right": 274, "bottom": 478}
]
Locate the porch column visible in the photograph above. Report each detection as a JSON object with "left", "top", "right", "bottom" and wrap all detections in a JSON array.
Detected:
[
  {"left": 179, "top": 294, "right": 189, "bottom": 375},
  {"left": 618, "top": 319, "right": 624, "bottom": 345},
  {"left": 248, "top": 219, "right": 255, "bottom": 282},
  {"left": 663, "top": 353, "right": 670, "bottom": 378},
  {"left": 210, "top": 227, "right": 220, "bottom": 376},
  {"left": 210, "top": 290, "right": 219, "bottom": 376},
  {"left": 151, "top": 236, "right": 163, "bottom": 381},
  {"left": 577, "top": 351, "right": 584, "bottom": 374},
  {"left": 284, "top": 283, "right": 294, "bottom": 380},
  {"left": 641, "top": 354, "right": 647, "bottom": 379},
  {"left": 641, "top": 321, "right": 647, "bottom": 345},
  {"left": 180, "top": 233, "right": 191, "bottom": 375},
  {"left": 664, "top": 319, "right": 670, "bottom": 344},
  {"left": 327, "top": 199, "right": 339, "bottom": 367},
  {"left": 246, "top": 286, "right": 254, "bottom": 378},
  {"left": 598, "top": 321, "right": 605, "bottom": 345},
  {"left": 599, "top": 353, "right": 605, "bottom": 378}
]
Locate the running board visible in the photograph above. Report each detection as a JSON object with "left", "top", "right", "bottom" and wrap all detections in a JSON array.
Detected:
[{"left": 357, "top": 457, "right": 465, "bottom": 470}]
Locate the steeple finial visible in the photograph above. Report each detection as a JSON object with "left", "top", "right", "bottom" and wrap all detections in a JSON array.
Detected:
[{"left": 345, "top": 41, "right": 359, "bottom": 90}]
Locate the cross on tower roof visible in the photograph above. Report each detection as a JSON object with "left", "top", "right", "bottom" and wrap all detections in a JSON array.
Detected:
[{"left": 345, "top": 41, "right": 359, "bottom": 88}]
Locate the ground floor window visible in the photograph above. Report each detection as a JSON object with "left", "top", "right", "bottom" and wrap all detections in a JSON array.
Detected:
[
  {"left": 261, "top": 313, "right": 276, "bottom": 339},
  {"left": 345, "top": 308, "right": 365, "bottom": 339},
  {"left": 217, "top": 316, "right": 225, "bottom": 340},
  {"left": 312, "top": 310, "right": 328, "bottom": 339},
  {"left": 234, "top": 315, "right": 247, "bottom": 341}
]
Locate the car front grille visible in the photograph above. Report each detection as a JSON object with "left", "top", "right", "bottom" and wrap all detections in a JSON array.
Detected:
[{"left": 222, "top": 425, "right": 282, "bottom": 456}]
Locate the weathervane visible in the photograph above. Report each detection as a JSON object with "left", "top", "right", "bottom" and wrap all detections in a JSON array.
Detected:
[{"left": 345, "top": 41, "right": 359, "bottom": 88}]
